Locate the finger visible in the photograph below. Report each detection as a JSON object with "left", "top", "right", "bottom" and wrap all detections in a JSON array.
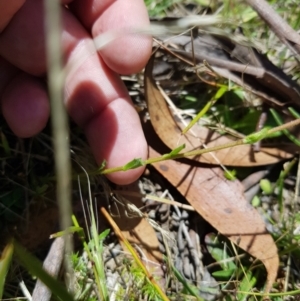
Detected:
[
  {"left": 0, "top": 0, "right": 25, "bottom": 32},
  {"left": 0, "top": 56, "right": 19, "bottom": 95},
  {"left": 70, "top": 0, "right": 152, "bottom": 75},
  {"left": 66, "top": 43, "right": 147, "bottom": 184},
  {"left": 0, "top": 0, "right": 75, "bottom": 75},
  {"left": 84, "top": 92, "right": 147, "bottom": 184},
  {"left": 0, "top": 55, "right": 49, "bottom": 139},
  {"left": 63, "top": 3, "right": 148, "bottom": 184},
  {"left": 0, "top": 0, "right": 47, "bottom": 75},
  {"left": 0, "top": 0, "right": 147, "bottom": 184},
  {"left": 2, "top": 72, "right": 50, "bottom": 138}
]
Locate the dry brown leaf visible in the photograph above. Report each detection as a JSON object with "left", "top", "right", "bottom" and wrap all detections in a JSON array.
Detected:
[
  {"left": 145, "top": 55, "right": 297, "bottom": 167},
  {"left": 111, "top": 182, "right": 162, "bottom": 268},
  {"left": 149, "top": 145, "right": 279, "bottom": 293}
]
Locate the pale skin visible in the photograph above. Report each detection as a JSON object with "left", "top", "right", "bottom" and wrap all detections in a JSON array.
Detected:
[{"left": 0, "top": 0, "right": 152, "bottom": 185}]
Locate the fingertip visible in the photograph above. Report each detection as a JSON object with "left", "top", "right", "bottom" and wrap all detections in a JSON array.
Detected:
[
  {"left": 2, "top": 73, "right": 50, "bottom": 138},
  {"left": 99, "top": 34, "right": 152, "bottom": 75},
  {"left": 84, "top": 98, "right": 147, "bottom": 185},
  {"left": 93, "top": 0, "right": 152, "bottom": 75},
  {"left": 71, "top": 0, "right": 152, "bottom": 74}
]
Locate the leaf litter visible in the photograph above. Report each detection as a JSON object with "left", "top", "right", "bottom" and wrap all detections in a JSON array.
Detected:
[
  {"left": 3, "top": 1, "right": 300, "bottom": 300},
  {"left": 140, "top": 1, "right": 300, "bottom": 296}
]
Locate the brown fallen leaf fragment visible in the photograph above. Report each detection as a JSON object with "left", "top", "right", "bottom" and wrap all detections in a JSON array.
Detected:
[
  {"left": 148, "top": 145, "right": 279, "bottom": 294},
  {"left": 145, "top": 55, "right": 298, "bottom": 167},
  {"left": 101, "top": 207, "right": 169, "bottom": 301},
  {"left": 109, "top": 182, "right": 163, "bottom": 279}
]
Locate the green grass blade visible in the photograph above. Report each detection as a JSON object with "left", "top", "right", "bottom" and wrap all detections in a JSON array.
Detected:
[
  {"left": 89, "top": 215, "right": 109, "bottom": 301},
  {"left": 171, "top": 263, "right": 203, "bottom": 300},
  {"left": 270, "top": 109, "right": 300, "bottom": 146},
  {"left": 276, "top": 158, "right": 297, "bottom": 217},
  {"left": 0, "top": 131, "right": 11, "bottom": 156},
  {"left": 182, "top": 86, "right": 227, "bottom": 134},
  {"left": 0, "top": 243, "right": 14, "bottom": 299},
  {"left": 243, "top": 128, "right": 269, "bottom": 144},
  {"left": 13, "top": 240, "right": 74, "bottom": 301},
  {"left": 237, "top": 270, "right": 258, "bottom": 301},
  {"left": 162, "top": 144, "right": 185, "bottom": 159},
  {"left": 50, "top": 226, "right": 84, "bottom": 239},
  {"left": 288, "top": 107, "right": 300, "bottom": 118}
]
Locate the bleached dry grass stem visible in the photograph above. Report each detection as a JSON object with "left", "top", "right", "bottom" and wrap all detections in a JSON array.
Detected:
[
  {"left": 44, "top": 0, "right": 73, "bottom": 291},
  {"left": 65, "top": 15, "right": 224, "bottom": 82}
]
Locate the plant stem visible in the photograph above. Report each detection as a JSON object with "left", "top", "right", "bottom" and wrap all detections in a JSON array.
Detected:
[
  {"left": 101, "top": 118, "right": 300, "bottom": 175},
  {"left": 44, "top": 0, "right": 73, "bottom": 289}
]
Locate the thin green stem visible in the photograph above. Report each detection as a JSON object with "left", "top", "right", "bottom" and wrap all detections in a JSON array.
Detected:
[
  {"left": 101, "top": 118, "right": 300, "bottom": 175},
  {"left": 232, "top": 289, "right": 300, "bottom": 297}
]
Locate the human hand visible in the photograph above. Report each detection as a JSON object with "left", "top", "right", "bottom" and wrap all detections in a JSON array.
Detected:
[{"left": 0, "top": 0, "right": 152, "bottom": 185}]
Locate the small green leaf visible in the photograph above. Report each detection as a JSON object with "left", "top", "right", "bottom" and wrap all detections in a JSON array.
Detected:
[
  {"left": 288, "top": 107, "right": 300, "bottom": 118},
  {"left": 260, "top": 179, "right": 273, "bottom": 195},
  {"left": 237, "top": 270, "right": 258, "bottom": 301},
  {"left": 251, "top": 195, "right": 261, "bottom": 207},
  {"left": 212, "top": 268, "right": 236, "bottom": 278},
  {"left": 206, "top": 233, "right": 236, "bottom": 272},
  {"left": 182, "top": 87, "right": 226, "bottom": 135},
  {"left": 0, "top": 243, "right": 14, "bottom": 299},
  {"left": 214, "top": 86, "right": 227, "bottom": 99},
  {"left": 98, "top": 229, "right": 110, "bottom": 241},
  {"left": 170, "top": 144, "right": 185, "bottom": 155},
  {"left": 162, "top": 144, "right": 185, "bottom": 159},
  {"left": 270, "top": 109, "right": 300, "bottom": 146},
  {"left": 184, "top": 95, "right": 197, "bottom": 102},
  {"left": 243, "top": 128, "right": 269, "bottom": 144},
  {"left": 0, "top": 132, "right": 11, "bottom": 157},
  {"left": 97, "top": 160, "right": 107, "bottom": 172},
  {"left": 50, "top": 226, "right": 84, "bottom": 238},
  {"left": 224, "top": 169, "right": 236, "bottom": 181},
  {"left": 122, "top": 158, "right": 144, "bottom": 171}
]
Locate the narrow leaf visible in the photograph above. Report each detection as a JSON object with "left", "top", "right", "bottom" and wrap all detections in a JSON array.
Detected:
[
  {"left": 270, "top": 109, "right": 300, "bottom": 146},
  {"left": 122, "top": 158, "right": 144, "bottom": 171},
  {"left": 13, "top": 240, "right": 74, "bottom": 301},
  {"left": 0, "top": 243, "right": 14, "bottom": 299},
  {"left": 243, "top": 128, "right": 269, "bottom": 144},
  {"left": 163, "top": 144, "right": 185, "bottom": 159}
]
